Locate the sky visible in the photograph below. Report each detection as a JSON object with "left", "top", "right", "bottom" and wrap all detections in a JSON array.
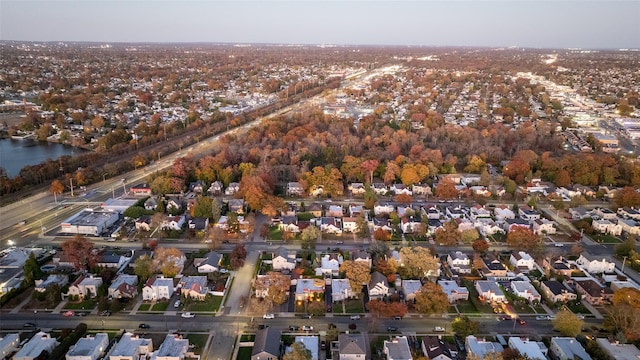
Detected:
[{"left": 1, "top": 1, "right": 639, "bottom": 49}]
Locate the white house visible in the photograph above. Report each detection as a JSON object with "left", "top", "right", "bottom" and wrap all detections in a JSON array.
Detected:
[
  {"left": 0, "top": 333, "right": 19, "bottom": 360},
  {"left": 400, "top": 217, "right": 422, "bottom": 234},
  {"left": 507, "top": 337, "right": 547, "bottom": 360},
  {"left": 374, "top": 203, "right": 395, "bottom": 216},
  {"left": 619, "top": 218, "right": 640, "bottom": 235},
  {"left": 447, "top": 251, "right": 471, "bottom": 274},
  {"left": 272, "top": 246, "right": 296, "bottom": 271},
  {"left": 196, "top": 251, "right": 223, "bottom": 273},
  {"left": 493, "top": 206, "right": 515, "bottom": 221},
  {"left": 369, "top": 271, "right": 390, "bottom": 299},
  {"left": 510, "top": 281, "right": 542, "bottom": 302},
  {"left": 225, "top": 182, "right": 240, "bottom": 195},
  {"left": 391, "top": 184, "right": 412, "bottom": 196},
  {"left": 575, "top": 254, "right": 615, "bottom": 274},
  {"left": 509, "top": 251, "right": 535, "bottom": 273},
  {"left": 142, "top": 275, "right": 174, "bottom": 301},
  {"left": 465, "top": 336, "right": 503, "bottom": 360},
  {"left": 437, "top": 280, "right": 469, "bottom": 303},
  {"left": 14, "top": 332, "right": 59, "bottom": 360},
  {"left": 65, "top": 333, "right": 109, "bottom": 360},
  {"left": 402, "top": 280, "right": 423, "bottom": 302},
  {"left": 518, "top": 206, "right": 541, "bottom": 222},
  {"left": 316, "top": 253, "right": 343, "bottom": 276},
  {"left": 592, "top": 219, "right": 622, "bottom": 236},
  {"left": 161, "top": 215, "right": 186, "bottom": 231},
  {"left": 532, "top": 218, "right": 557, "bottom": 235},
  {"left": 469, "top": 205, "right": 491, "bottom": 221},
  {"left": 108, "top": 332, "right": 153, "bottom": 360},
  {"left": 475, "top": 218, "right": 505, "bottom": 237},
  {"left": 153, "top": 334, "right": 191, "bottom": 360},
  {"left": 332, "top": 279, "right": 354, "bottom": 302},
  {"left": 475, "top": 280, "right": 506, "bottom": 303},
  {"left": 549, "top": 337, "right": 592, "bottom": 360},
  {"left": 384, "top": 336, "right": 412, "bottom": 360},
  {"left": 337, "top": 333, "right": 368, "bottom": 360},
  {"left": 343, "top": 217, "right": 358, "bottom": 233},
  {"left": 66, "top": 275, "right": 103, "bottom": 300}
]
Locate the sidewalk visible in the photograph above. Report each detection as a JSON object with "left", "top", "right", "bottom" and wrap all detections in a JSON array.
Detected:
[
  {"left": 9, "top": 292, "right": 34, "bottom": 314},
  {"left": 129, "top": 297, "right": 144, "bottom": 315}
]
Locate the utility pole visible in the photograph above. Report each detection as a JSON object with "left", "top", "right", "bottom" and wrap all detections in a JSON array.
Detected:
[
  {"left": 70, "top": 177, "right": 74, "bottom": 197},
  {"left": 622, "top": 256, "right": 628, "bottom": 272}
]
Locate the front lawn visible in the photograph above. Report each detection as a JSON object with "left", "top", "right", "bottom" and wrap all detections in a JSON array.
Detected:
[
  {"left": 187, "top": 295, "right": 223, "bottom": 312},
  {"left": 592, "top": 234, "right": 622, "bottom": 244},
  {"left": 138, "top": 303, "right": 151, "bottom": 311},
  {"left": 237, "top": 347, "right": 253, "bottom": 360},
  {"left": 332, "top": 298, "right": 365, "bottom": 314},
  {"left": 455, "top": 301, "right": 479, "bottom": 314},
  {"left": 268, "top": 227, "right": 284, "bottom": 240},
  {"left": 64, "top": 299, "right": 97, "bottom": 310},
  {"left": 151, "top": 302, "right": 169, "bottom": 311},
  {"left": 185, "top": 333, "right": 209, "bottom": 354}
]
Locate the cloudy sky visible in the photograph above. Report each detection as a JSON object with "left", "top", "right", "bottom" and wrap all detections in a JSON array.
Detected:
[{"left": 1, "top": 1, "right": 639, "bottom": 49}]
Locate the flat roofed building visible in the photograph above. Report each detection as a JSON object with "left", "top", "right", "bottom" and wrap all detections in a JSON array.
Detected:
[
  {"left": 549, "top": 337, "right": 591, "bottom": 360},
  {"left": 60, "top": 209, "right": 120, "bottom": 236},
  {"left": 596, "top": 338, "right": 640, "bottom": 359},
  {"left": 0, "top": 333, "right": 20, "bottom": 359},
  {"left": 108, "top": 332, "right": 153, "bottom": 360},
  {"left": 507, "top": 337, "right": 547, "bottom": 360},
  {"left": 152, "top": 334, "right": 190, "bottom": 360},
  {"left": 383, "top": 336, "right": 412, "bottom": 360},
  {"left": 14, "top": 332, "right": 59, "bottom": 360},
  {"left": 465, "top": 336, "right": 503, "bottom": 359},
  {"left": 66, "top": 333, "right": 109, "bottom": 360}
]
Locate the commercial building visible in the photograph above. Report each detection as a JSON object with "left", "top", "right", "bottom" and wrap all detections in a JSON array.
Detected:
[{"left": 60, "top": 209, "right": 119, "bottom": 236}]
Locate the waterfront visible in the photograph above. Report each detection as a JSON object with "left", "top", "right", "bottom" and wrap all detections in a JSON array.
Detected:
[{"left": 0, "top": 139, "right": 85, "bottom": 178}]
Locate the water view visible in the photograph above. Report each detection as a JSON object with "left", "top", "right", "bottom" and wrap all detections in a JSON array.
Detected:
[{"left": 0, "top": 139, "right": 85, "bottom": 178}]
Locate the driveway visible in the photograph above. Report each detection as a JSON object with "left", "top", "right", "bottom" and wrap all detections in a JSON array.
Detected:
[{"left": 224, "top": 249, "right": 260, "bottom": 315}]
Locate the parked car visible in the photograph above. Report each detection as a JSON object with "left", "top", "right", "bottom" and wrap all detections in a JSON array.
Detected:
[
  {"left": 181, "top": 312, "right": 196, "bottom": 318},
  {"left": 174, "top": 300, "right": 181, "bottom": 308},
  {"left": 387, "top": 326, "right": 399, "bottom": 332},
  {"left": 393, "top": 316, "right": 402, "bottom": 320},
  {"left": 433, "top": 326, "right": 445, "bottom": 332},
  {"left": 100, "top": 310, "right": 111, "bottom": 317},
  {"left": 263, "top": 313, "right": 275, "bottom": 319},
  {"left": 320, "top": 341, "right": 326, "bottom": 350},
  {"left": 138, "top": 323, "right": 150, "bottom": 329},
  {"left": 23, "top": 322, "right": 36, "bottom": 327},
  {"left": 289, "top": 326, "right": 300, "bottom": 331},
  {"left": 300, "top": 314, "right": 312, "bottom": 319},
  {"left": 302, "top": 325, "right": 313, "bottom": 331},
  {"left": 62, "top": 311, "right": 74, "bottom": 317},
  {"left": 350, "top": 315, "right": 361, "bottom": 320}
]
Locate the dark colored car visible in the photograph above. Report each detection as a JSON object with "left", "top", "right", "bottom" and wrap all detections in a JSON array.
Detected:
[
  {"left": 387, "top": 326, "right": 399, "bottom": 332},
  {"left": 23, "top": 322, "right": 36, "bottom": 327},
  {"left": 301, "top": 314, "right": 312, "bottom": 319},
  {"left": 289, "top": 326, "right": 300, "bottom": 331},
  {"left": 138, "top": 323, "right": 150, "bottom": 329}
]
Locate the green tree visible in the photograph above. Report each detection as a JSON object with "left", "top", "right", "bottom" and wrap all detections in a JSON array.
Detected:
[
  {"left": 191, "top": 196, "right": 214, "bottom": 219},
  {"left": 23, "top": 252, "right": 43, "bottom": 287},
  {"left": 355, "top": 212, "right": 370, "bottom": 238},
  {"left": 451, "top": 316, "right": 479, "bottom": 337},
  {"left": 134, "top": 255, "right": 155, "bottom": 283},
  {"left": 301, "top": 225, "right": 321, "bottom": 248},
  {"left": 552, "top": 310, "right": 584, "bottom": 337}
]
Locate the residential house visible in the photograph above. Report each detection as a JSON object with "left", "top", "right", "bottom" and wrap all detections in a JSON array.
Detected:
[
  {"left": 291, "top": 336, "right": 319, "bottom": 360},
  {"left": 295, "top": 278, "right": 325, "bottom": 302},
  {"left": 0, "top": 333, "right": 19, "bottom": 360},
  {"left": 108, "top": 332, "right": 153, "bottom": 360},
  {"left": 228, "top": 199, "right": 245, "bottom": 214},
  {"left": 348, "top": 204, "right": 364, "bottom": 218},
  {"left": 130, "top": 183, "right": 152, "bottom": 196},
  {"left": 437, "top": 280, "right": 469, "bottom": 303},
  {"left": 35, "top": 274, "right": 68, "bottom": 293},
  {"left": 461, "top": 174, "right": 481, "bottom": 186},
  {"left": 505, "top": 218, "right": 531, "bottom": 232},
  {"left": 161, "top": 215, "right": 186, "bottom": 231},
  {"left": 179, "top": 276, "right": 209, "bottom": 300},
  {"left": 568, "top": 207, "right": 591, "bottom": 220},
  {"left": 66, "top": 275, "right": 103, "bottom": 300},
  {"left": 474, "top": 280, "right": 506, "bottom": 303},
  {"left": 369, "top": 271, "right": 390, "bottom": 299},
  {"left": 455, "top": 218, "right": 476, "bottom": 233},
  {"left": 574, "top": 185, "right": 596, "bottom": 198},
  {"left": 320, "top": 217, "right": 342, "bottom": 235},
  {"left": 327, "top": 205, "right": 344, "bottom": 218},
  {"left": 225, "top": 182, "right": 240, "bottom": 195},
  {"left": 154, "top": 334, "right": 191, "bottom": 360},
  {"left": 13, "top": 332, "right": 59, "bottom": 360},
  {"left": 65, "top": 333, "right": 109, "bottom": 360},
  {"left": 332, "top": 279, "right": 354, "bottom": 302},
  {"left": 287, "top": 182, "right": 304, "bottom": 196},
  {"left": 348, "top": 183, "right": 366, "bottom": 196},
  {"left": 469, "top": 205, "right": 491, "bottom": 221},
  {"left": 307, "top": 203, "right": 323, "bottom": 218},
  {"left": 316, "top": 253, "right": 343, "bottom": 276},
  {"left": 544, "top": 257, "right": 574, "bottom": 278},
  {"left": 254, "top": 273, "right": 291, "bottom": 299},
  {"left": 272, "top": 246, "right": 296, "bottom": 271},
  {"left": 448, "top": 251, "right": 471, "bottom": 274},
  {"left": 532, "top": 218, "right": 557, "bottom": 235},
  {"left": 465, "top": 336, "right": 503, "bottom": 360},
  {"left": 189, "top": 180, "right": 205, "bottom": 194},
  {"left": 596, "top": 338, "right": 640, "bottom": 359},
  {"left": 373, "top": 218, "right": 393, "bottom": 233},
  {"left": 391, "top": 184, "right": 412, "bottom": 196},
  {"left": 400, "top": 216, "right": 422, "bottom": 234},
  {"left": 165, "top": 196, "right": 182, "bottom": 213},
  {"left": 336, "top": 333, "right": 369, "bottom": 360},
  {"left": 575, "top": 254, "right": 615, "bottom": 274},
  {"left": 475, "top": 218, "right": 505, "bottom": 237},
  {"left": 352, "top": 250, "right": 372, "bottom": 269},
  {"left": 509, "top": 251, "right": 535, "bottom": 273},
  {"left": 493, "top": 206, "right": 515, "bottom": 221},
  {"left": 592, "top": 219, "right": 622, "bottom": 236},
  {"left": 426, "top": 206, "right": 442, "bottom": 220},
  {"left": 188, "top": 217, "right": 209, "bottom": 231},
  {"left": 618, "top": 207, "right": 640, "bottom": 221},
  {"left": 421, "top": 336, "right": 453, "bottom": 360},
  {"left": 372, "top": 183, "right": 388, "bottom": 195},
  {"left": 593, "top": 207, "right": 617, "bottom": 221},
  {"left": 142, "top": 275, "right": 174, "bottom": 301},
  {"left": 343, "top": 217, "right": 358, "bottom": 233},
  {"left": 207, "top": 181, "right": 223, "bottom": 196},
  {"left": 619, "top": 218, "right": 640, "bottom": 235},
  {"left": 143, "top": 197, "right": 157, "bottom": 211},
  {"left": 374, "top": 203, "right": 395, "bottom": 216},
  {"left": 108, "top": 274, "right": 138, "bottom": 299},
  {"left": 97, "top": 253, "right": 128, "bottom": 269},
  {"left": 445, "top": 207, "right": 466, "bottom": 220},
  {"left": 511, "top": 281, "right": 542, "bottom": 302},
  {"left": 481, "top": 258, "right": 508, "bottom": 278},
  {"left": 575, "top": 279, "right": 614, "bottom": 305},
  {"left": 196, "top": 251, "right": 223, "bottom": 273},
  {"left": 549, "top": 337, "right": 592, "bottom": 360},
  {"left": 507, "top": 337, "right": 547, "bottom": 360},
  {"left": 412, "top": 183, "right": 432, "bottom": 196},
  {"left": 135, "top": 216, "right": 152, "bottom": 232},
  {"left": 383, "top": 336, "right": 412, "bottom": 360},
  {"left": 401, "top": 280, "right": 423, "bottom": 302}
]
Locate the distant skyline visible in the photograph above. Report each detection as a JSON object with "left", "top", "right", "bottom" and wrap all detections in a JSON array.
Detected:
[{"left": 1, "top": 1, "right": 639, "bottom": 49}]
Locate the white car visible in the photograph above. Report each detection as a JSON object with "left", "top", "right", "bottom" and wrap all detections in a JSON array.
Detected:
[
  {"left": 433, "top": 326, "right": 445, "bottom": 332},
  {"left": 181, "top": 312, "right": 195, "bottom": 318},
  {"left": 174, "top": 300, "right": 181, "bottom": 308},
  {"left": 263, "top": 313, "right": 275, "bottom": 319},
  {"left": 350, "top": 315, "right": 361, "bottom": 320}
]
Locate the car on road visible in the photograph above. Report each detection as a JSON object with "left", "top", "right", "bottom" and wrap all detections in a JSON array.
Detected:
[
  {"left": 302, "top": 325, "right": 313, "bottom": 331},
  {"left": 320, "top": 341, "right": 326, "bottom": 350},
  {"left": 181, "top": 312, "right": 196, "bottom": 318},
  {"left": 100, "top": 310, "right": 111, "bottom": 316},
  {"left": 500, "top": 315, "right": 512, "bottom": 321},
  {"left": 554, "top": 243, "right": 564, "bottom": 247},
  {"left": 393, "top": 316, "right": 402, "bottom": 320},
  {"left": 76, "top": 312, "right": 88, "bottom": 317},
  {"left": 289, "top": 326, "right": 300, "bottom": 331},
  {"left": 138, "top": 323, "right": 150, "bottom": 329},
  {"left": 23, "top": 322, "right": 36, "bottom": 327},
  {"left": 62, "top": 311, "right": 74, "bottom": 317},
  {"left": 433, "top": 326, "right": 445, "bottom": 332},
  {"left": 263, "top": 313, "right": 275, "bottom": 319},
  {"left": 350, "top": 315, "right": 361, "bottom": 320},
  {"left": 387, "top": 326, "right": 399, "bottom": 332},
  {"left": 517, "top": 319, "right": 526, "bottom": 325},
  {"left": 535, "top": 315, "right": 550, "bottom": 321},
  {"left": 300, "top": 314, "right": 312, "bottom": 319}
]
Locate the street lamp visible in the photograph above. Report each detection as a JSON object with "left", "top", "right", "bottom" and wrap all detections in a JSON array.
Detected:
[{"left": 33, "top": 310, "right": 37, "bottom": 327}]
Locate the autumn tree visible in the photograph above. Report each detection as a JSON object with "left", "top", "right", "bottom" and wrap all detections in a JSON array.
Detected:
[
  {"left": 340, "top": 260, "right": 372, "bottom": 294},
  {"left": 435, "top": 220, "right": 459, "bottom": 246},
  {"left": 366, "top": 299, "right": 408, "bottom": 318},
  {"left": 50, "top": 179, "right": 64, "bottom": 202},
  {"left": 414, "top": 282, "right": 449, "bottom": 315},
  {"left": 191, "top": 196, "right": 214, "bottom": 219},
  {"left": 460, "top": 228, "right": 480, "bottom": 243},
  {"left": 255, "top": 271, "right": 290, "bottom": 306},
  {"left": 361, "top": 159, "right": 379, "bottom": 184},
  {"left": 507, "top": 227, "right": 542, "bottom": 252},
  {"left": 472, "top": 239, "right": 490, "bottom": 254},
  {"left": 301, "top": 225, "right": 321, "bottom": 248},
  {"left": 451, "top": 316, "right": 480, "bottom": 337},
  {"left": 230, "top": 244, "right": 247, "bottom": 269},
  {"left": 606, "top": 287, "right": 640, "bottom": 341},
  {"left": 398, "top": 247, "right": 439, "bottom": 279},
  {"left": 435, "top": 178, "right": 458, "bottom": 199},
  {"left": 615, "top": 187, "right": 640, "bottom": 208},
  {"left": 284, "top": 342, "right": 312, "bottom": 360},
  {"left": 61, "top": 235, "right": 99, "bottom": 271},
  {"left": 300, "top": 166, "right": 344, "bottom": 198},
  {"left": 373, "top": 228, "right": 391, "bottom": 241},
  {"left": 134, "top": 255, "right": 155, "bottom": 283},
  {"left": 307, "top": 300, "right": 326, "bottom": 316},
  {"left": 153, "top": 247, "right": 184, "bottom": 278},
  {"left": 355, "top": 213, "right": 370, "bottom": 238},
  {"left": 552, "top": 309, "right": 584, "bottom": 337}
]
